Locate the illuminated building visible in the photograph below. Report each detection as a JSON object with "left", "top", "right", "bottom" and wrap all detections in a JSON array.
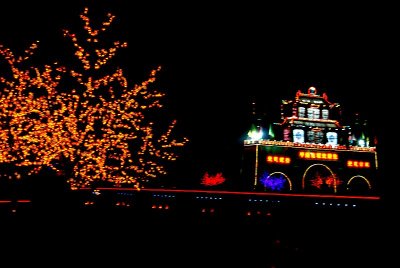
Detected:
[{"left": 242, "top": 87, "right": 379, "bottom": 196}]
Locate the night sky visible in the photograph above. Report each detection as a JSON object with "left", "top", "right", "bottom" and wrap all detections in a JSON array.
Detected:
[{"left": 0, "top": 0, "right": 390, "bottom": 189}]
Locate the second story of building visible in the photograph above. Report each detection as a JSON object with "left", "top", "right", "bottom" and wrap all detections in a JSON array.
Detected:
[
  {"left": 245, "top": 86, "right": 375, "bottom": 152},
  {"left": 277, "top": 86, "right": 345, "bottom": 146}
]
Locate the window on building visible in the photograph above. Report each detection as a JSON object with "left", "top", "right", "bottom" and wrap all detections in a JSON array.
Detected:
[
  {"left": 314, "top": 108, "right": 320, "bottom": 119},
  {"left": 283, "top": 128, "right": 290, "bottom": 141},
  {"left": 322, "top": 109, "right": 329, "bottom": 120},
  {"left": 293, "top": 129, "right": 305, "bottom": 143},
  {"left": 326, "top": 132, "right": 338, "bottom": 146},
  {"left": 307, "top": 108, "right": 313, "bottom": 119},
  {"left": 307, "top": 129, "right": 324, "bottom": 144},
  {"left": 315, "top": 131, "right": 324, "bottom": 144},
  {"left": 307, "top": 130, "right": 314, "bottom": 143},
  {"left": 298, "top": 107, "right": 305, "bottom": 118},
  {"left": 307, "top": 108, "right": 320, "bottom": 119}
]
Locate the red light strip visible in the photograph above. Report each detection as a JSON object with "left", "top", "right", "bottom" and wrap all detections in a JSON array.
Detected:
[
  {"left": 90, "top": 187, "right": 380, "bottom": 200},
  {"left": 0, "top": 200, "right": 31, "bottom": 204},
  {"left": 17, "top": 200, "right": 32, "bottom": 203}
]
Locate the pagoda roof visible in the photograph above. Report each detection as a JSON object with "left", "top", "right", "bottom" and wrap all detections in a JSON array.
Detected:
[
  {"left": 280, "top": 117, "right": 342, "bottom": 129},
  {"left": 290, "top": 87, "right": 340, "bottom": 107}
]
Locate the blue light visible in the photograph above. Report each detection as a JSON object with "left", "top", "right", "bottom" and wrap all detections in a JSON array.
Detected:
[{"left": 260, "top": 171, "right": 286, "bottom": 191}]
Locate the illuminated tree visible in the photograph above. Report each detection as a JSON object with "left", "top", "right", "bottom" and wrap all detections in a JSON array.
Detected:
[
  {"left": 201, "top": 172, "right": 226, "bottom": 186},
  {"left": 0, "top": 7, "right": 187, "bottom": 190},
  {"left": 260, "top": 172, "right": 287, "bottom": 191},
  {"left": 0, "top": 42, "right": 66, "bottom": 180},
  {"left": 56, "top": 7, "right": 188, "bottom": 189},
  {"left": 310, "top": 173, "right": 341, "bottom": 192}
]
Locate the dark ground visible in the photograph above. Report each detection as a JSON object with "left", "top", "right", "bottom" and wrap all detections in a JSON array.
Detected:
[{"left": 1, "top": 186, "right": 387, "bottom": 268}]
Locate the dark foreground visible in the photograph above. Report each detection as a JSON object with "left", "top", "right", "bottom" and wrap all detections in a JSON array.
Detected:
[{"left": 1, "top": 188, "right": 387, "bottom": 267}]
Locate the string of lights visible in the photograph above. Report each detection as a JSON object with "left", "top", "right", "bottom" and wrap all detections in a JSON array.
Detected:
[{"left": 0, "top": 7, "right": 188, "bottom": 190}]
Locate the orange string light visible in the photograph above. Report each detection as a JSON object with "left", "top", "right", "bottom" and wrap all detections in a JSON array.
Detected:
[{"left": 0, "top": 7, "right": 188, "bottom": 190}]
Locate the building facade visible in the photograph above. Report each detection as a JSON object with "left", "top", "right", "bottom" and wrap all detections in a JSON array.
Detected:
[{"left": 242, "top": 87, "right": 379, "bottom": 195}]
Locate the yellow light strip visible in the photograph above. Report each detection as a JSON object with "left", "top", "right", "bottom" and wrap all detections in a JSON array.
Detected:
[
  {"left": 299, "top": 151, "right": 338, "bottom": 161},
  {"left": 347, "top": 160, "right": 371, "bottom": 168},
  {"left": 266, "top": 155, "right": 291, "bottom": 164}
]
